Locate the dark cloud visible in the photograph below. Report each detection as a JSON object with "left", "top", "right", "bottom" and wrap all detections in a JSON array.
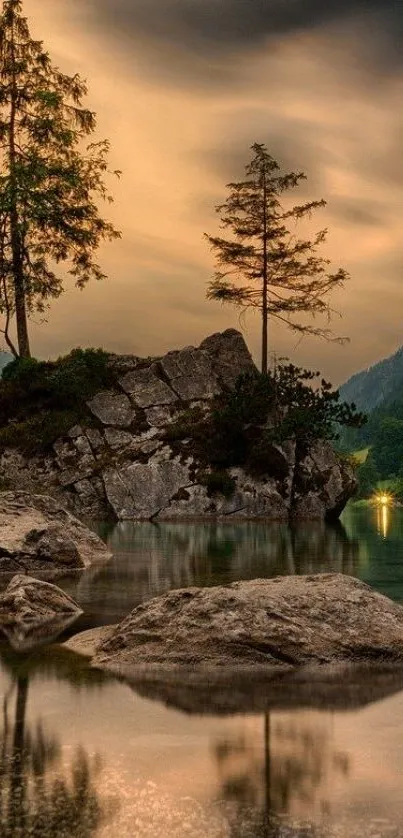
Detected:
[
  {"left": 95, "top": 0, "right": 395, "bottom": 50},
  {"left": 87, "top": 0, "right": 403, "bottom": 92},
  {"left": 327, "top": 199, "right": 385, "bottom": 228}
]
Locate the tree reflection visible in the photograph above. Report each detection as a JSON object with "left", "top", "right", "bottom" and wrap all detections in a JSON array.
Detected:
[
  {"left": 0, "top": 656, "right": 107, "bottom": 837},
  {"left": 214, "top": 711, "right": 350, "bottom": 838}
]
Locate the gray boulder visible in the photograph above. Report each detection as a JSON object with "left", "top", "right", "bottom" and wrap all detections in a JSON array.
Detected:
[
  {"left": 93, "top": 574, "right": 403, "bottom": 677},
  {"left": 0, "top": 491, "right": 111, "bottom": 571},
  {"left": 293, "top": 441, "right": 358, "bottom": 520},
  {"left": 0, "top": 574, "right": 82, "bottom": 651},
  {"left": 87, "top": 390, "right": 135, "bottom": 427}
]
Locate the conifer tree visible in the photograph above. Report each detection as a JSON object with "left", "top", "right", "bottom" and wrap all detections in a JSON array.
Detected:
[
  {"left": 205, "top": 143, "right": 348, "bottom": 374},
  {"left": 0, "top": 0, "right": 120, "bottom": 357}
]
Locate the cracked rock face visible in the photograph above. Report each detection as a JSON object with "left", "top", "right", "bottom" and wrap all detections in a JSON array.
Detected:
[
  {"left": 92, "top": 574, "right": 403, "bottom": 677},
  {"left": 103, "top": 457, "right": 192, "bottom": 520},
  {"left": 0, "top": 330, "right": 358, "bottom": 521}
]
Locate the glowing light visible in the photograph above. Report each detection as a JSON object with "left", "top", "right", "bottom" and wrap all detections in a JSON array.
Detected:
[{"left": 372, "top": 492, "right": 393, "bottom": 507}]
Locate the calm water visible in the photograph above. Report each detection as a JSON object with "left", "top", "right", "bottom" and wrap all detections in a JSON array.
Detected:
[{"left": 2, "top": 505, "right": 403, "bottom": 837}]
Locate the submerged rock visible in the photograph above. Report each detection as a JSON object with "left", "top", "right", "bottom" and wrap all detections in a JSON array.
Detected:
[
  {"left": 0, "top": 491, "right": 111, "bottom": 572},
  {"left": 92, "top": 574, "right": 403, "bottom": 678},
  {"left": 0, "top": 574, "right": 82, "bottom": 651}
]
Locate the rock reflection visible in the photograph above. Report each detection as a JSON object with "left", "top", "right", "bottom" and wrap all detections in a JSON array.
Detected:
[
  {"left": 214, "top": 712, "right": 350, "bottom": 837},
  {"left": 0, "top": 649, "right": 110, "bottom": 837}
]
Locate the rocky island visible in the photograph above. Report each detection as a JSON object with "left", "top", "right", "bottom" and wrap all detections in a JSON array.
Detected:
[{"left": 0, "top": 330, "right": 357, "bottom": 522}]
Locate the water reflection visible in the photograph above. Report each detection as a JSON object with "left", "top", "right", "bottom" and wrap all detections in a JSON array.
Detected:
[
  {"left": 342, "top": 505, "right": 403, "bottom": 601},
  {"left": 376, "top": 504, "right": 390, "bottom": 539},
  {"left": 0, "top": 648, "right": 110, "bottom": 837},
  {"left": 69, "top": 520, "right": 361, "bottom": 627},
  {"left": 214, "top": 712, "right": 350, "bottom": 836}
]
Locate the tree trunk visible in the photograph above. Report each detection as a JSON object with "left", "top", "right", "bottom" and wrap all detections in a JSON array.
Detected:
[
  {"left": 262, "top": 279, "right": 268, "bottom": 374},
  {"left": 9, "top": 9, "right": 31, "bottom": 359},
  {"left": 13, "top": 259, "right": 30, "bottom": 358},
  {"left": 261, "top": 171, "right": 268, "bottom": 374}
]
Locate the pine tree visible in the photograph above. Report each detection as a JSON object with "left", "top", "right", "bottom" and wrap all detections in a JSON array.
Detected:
[
  {"left": 205, "top": 143, "right": 348, "bottom": 374},
  {"left": 0, "top": 0, "right": 121, "bottom": 357}
]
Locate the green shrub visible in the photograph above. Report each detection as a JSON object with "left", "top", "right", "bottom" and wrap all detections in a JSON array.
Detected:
[
  {"left": 0, "top": 347, "right": 114, "bottom": 454},
  {"left": 0, "top": 411, "right": 79, "bottom": 455},
  {"left": 166, "top": 366, "right": 366, "bottom": 480}
]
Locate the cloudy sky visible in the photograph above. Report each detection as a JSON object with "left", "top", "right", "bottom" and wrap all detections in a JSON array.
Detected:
[{"left": 18, "top": 0, "right": 403, "bottom": 383}]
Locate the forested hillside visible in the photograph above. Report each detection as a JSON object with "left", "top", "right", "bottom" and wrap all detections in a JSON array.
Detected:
[
  {"left": 339, "top": 347, "right": 403, "bottom": 497},
  {"left": 339, "top": 345, "right": 403, "bottom": 413}
]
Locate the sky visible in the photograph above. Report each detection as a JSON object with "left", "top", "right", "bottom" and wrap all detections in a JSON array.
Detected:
[{"left": 16, "top": 0, "right": 403, "bottom": 384}]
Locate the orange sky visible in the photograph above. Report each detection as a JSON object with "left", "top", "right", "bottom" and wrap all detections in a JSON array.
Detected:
[{"left": 14, "top": 0, "right": 403, "bottom": 384}]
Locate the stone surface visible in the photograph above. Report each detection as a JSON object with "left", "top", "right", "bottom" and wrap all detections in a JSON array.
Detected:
[
  {"left": 156, "top": 472, "right": 290, "bottom": 521},
  {"left": 200, "top": 328, "right": 255, "bottom": 387},
  {"left": 87, "top": 391, "right": 135, "bottom": 427},
  {"left": 103, "top": 457, "right": 191, "bottom": 519},
  {"left": 85, "top": 427, "right": 104, "bottom": 452},
  {"left": 294, "top": 441, "right": 358, "bottom": 520},
  {"left": 145, "top": 405, "right": 175, "bottom": 427},
  {"left": 159, "top": 346, "right": 219, "bottom": 401},
  {"left": 0, "top": 491, "right": 111, "bottom": 570},
  {"left": 119, "top": 367, "right": 177, "bottom": 407},
  {"left": 104, "top": 427, "right": 134, "bottom": 451},
  {"left": 0, "top": 574, "right": 82, "bottom": 651},
  {"left": 93, "top": 574, "right": 403, "bottom": 677}
]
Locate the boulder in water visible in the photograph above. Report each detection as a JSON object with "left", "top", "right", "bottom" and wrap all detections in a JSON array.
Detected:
[
  {"left": 92, "top": 573, "right": 403, "bottom": 677},
  {"left": 0, "top": 574, "right": 82, "bottom": 651},
  {"left": 0, "top": 490, "right": 111, "bottom": 572}
]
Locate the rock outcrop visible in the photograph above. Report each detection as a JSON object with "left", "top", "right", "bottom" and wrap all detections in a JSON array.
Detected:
[
  {"left": 0, "top": 491, "right": 111, "bottom": 572},
  {"left": 0, "top": 330, "right": 357, "bottom": 521},
  {"left": 0, "top": 574, "right": 82, "bottom": 651},
  {"left": 92, "top": 574, "right": 403, "bottom": 679}
]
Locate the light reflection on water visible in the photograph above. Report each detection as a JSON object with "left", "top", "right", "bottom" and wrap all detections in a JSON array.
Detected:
[{"left": 2, "top": 508, "right": 403, "bottom": 836}]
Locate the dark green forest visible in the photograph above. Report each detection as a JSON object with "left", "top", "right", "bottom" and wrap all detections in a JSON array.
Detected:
[{"left": 339, "top": 344, "right": 403, "bottom": 499}]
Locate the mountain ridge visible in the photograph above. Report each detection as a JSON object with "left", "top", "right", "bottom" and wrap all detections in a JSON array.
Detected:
[{"left": 339, "top": 345, "right": 403, "bottom": 413}]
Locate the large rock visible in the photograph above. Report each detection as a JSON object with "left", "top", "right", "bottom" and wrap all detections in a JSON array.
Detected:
[
  {"left": 0, "top": 574, "right": 82, "bottom": 651},
  {"left": 0, "top": 491, "right": 111, "bottom": 571},
  {"left": 92, "top": 574, "right": 403, "bottom": 677},
  {"left": 293, "top": 441, "right": 358, "bottom": 520}
]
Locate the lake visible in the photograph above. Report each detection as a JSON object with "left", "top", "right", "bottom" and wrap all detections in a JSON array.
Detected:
[{"left": 1, "top": 504, "right": 403, "bottom": 837}]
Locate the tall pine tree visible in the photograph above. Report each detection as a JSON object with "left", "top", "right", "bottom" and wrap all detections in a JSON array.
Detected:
[
  {"left": 0, "top": 0, "right": 120, "bottom": 357},
  {"left": 206, "top": 143, "right": 348, "bottom": 374}
]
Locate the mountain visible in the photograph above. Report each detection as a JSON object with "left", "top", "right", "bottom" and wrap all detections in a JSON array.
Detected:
[
  {"left": 0, "top": 352, "right": 12, "bottom": 376},
  {"left": 339, "top": 345, "right": 403, "bottom": 413}
]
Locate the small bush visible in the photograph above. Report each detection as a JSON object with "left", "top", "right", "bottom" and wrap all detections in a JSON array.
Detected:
[
  {"left": 0, "top": 347, "right": 114, "bottom": 454},
  {"left": 0, "top": 411, "right": 79, "bottom": 455}
]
